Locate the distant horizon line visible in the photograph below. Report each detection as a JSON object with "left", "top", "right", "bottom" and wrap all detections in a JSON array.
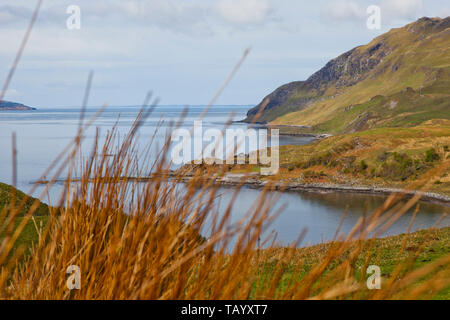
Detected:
[{"left": 33, "top": 104, "right": 255, "bottom": 109}]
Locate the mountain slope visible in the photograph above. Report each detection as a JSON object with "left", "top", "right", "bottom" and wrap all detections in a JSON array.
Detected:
[{"left": 245, "top": 17, "right": 450, "bottom": 134}]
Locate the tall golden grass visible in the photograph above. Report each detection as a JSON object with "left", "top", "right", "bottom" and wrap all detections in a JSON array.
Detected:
[{"left": 0, "top": 104, "right": 448, "bottom": 300}]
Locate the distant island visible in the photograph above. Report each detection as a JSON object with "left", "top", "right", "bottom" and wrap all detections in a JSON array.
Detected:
[{"left": 0, "top": 100, "right": 35, "bottom": 111}]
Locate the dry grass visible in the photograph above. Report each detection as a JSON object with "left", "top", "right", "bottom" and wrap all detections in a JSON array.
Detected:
[{"left": 0, "top": 107, "right": 448, "bottom": 300}]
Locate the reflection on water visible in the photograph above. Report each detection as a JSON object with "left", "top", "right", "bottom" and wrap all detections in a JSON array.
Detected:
[
  {"left": 213, "top": 186, "right": 449, "bottom": 246},
  {"left": 0, "top": 106, "right": 448, "bottom": 247}
]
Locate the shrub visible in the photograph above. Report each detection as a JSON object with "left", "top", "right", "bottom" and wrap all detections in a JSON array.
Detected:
[
  {"left": 377, "top": 151, "right": 389, "bottom": 162},
  {"left": 303, "top": 170, "right": 327, "bottom": 179},
  {"left": 304, "top": 151, "right": 334, "bottom": 168},
  {"left": 425, "top": 148, "right": 439, "bottom": 162},
  {"left": 360, "top": 160, "right": 368, "bottom": 171},
  {"left": 377, "top": 152, "right": 416, "bottom": 181}
]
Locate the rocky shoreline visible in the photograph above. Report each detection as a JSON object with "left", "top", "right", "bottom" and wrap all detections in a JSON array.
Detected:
[
  {"left": 180, "top": 173, "right": 450, "bottom": 207},
  {"left": 31, "top": 172, "right": 450, "bottom": 207},
  {"left": 234, "top": 120, "right": 332, "bottom": 139}
]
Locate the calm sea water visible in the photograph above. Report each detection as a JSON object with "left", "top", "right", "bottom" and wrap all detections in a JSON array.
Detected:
[{"left": 0, "top": 106, "right": 448, "bottom": 246}]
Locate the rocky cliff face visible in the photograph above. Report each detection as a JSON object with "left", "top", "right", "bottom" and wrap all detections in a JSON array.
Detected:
[
  {"left": 245, "top": 16, "right": 450, "bottom": 124},
  {"left": 306, "top": 42, "right": 391, "bottom": 90}
]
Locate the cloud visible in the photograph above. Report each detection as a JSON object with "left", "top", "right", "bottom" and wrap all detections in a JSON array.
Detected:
[
  {"left": 117, "top": 0, "right": 275, "bottom": 33},
  {"left": 4, "top": 88, "right": 21, "bottom": 99},
  {"left": 381, "top": 0, "right": 424, "bottom": 20},
  {"left": 440, "top": 7, "right": 450, "bottom": 18},
  {"left": 0, "top": 0, "right": 277, "bottom": 37},
  {"left": 0, "top": 1, "right": 213, "bottom": 35},
  {"left": 0, "top": 5, "right": 32, "bottom": 24},
  {"left": 0, "top": 26, "right": 132, "bottom": 59},
  {"left": 216, "top": 0, "right": 272, "bottom": 25},
  {"left": 320, "top": 0, "right": 428, "bottom": 27},
  {"left": 117, "top": 0, "right": 213, "bottom": 35},
  {"left": 322, "top": 0, "right": 366, "bottom": 22}
]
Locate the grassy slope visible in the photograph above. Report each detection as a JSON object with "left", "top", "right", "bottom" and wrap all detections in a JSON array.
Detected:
[
  {"left": 258, "top": 227, "right": 450, "bottom": 299},
  {"left": 313, "top": 84, "right": 450, "bottom": 134},
  {"left": 6, "top": 216, "right": 49, "bottom": 255},
  {"left": 0, "top": 183, "right": 50, "bottom": 255},
  {"left": 0, "top": 182, "right": 49, "bottom": 216}
]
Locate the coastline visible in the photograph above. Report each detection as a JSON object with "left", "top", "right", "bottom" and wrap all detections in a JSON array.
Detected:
[
  {"left": 0, "top": 106, "right": 36, "bottom": 111},
  {"left": 31, "top": 172, "right": 450, "bottom": 207},
  {"left": 178, "top": 173, "right": 450, "bottom": 207},
  {"left": 234, "top": 120, "right": 332, "bottom": 138}
]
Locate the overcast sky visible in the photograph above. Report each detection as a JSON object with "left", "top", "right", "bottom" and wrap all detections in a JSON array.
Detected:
[{"left": 0, "top": 0, "right": 448, "bottom": 108}]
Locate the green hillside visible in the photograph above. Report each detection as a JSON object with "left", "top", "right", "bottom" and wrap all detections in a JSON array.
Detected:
[
  {"left": 0, "top": 182, "right": 49, "bottom": 217},
  {"left": 245, "top": 17, "right": 450, "bottom": 134}
]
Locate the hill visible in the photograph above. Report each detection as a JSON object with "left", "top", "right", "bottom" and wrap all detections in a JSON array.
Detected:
[
  {"left": 245, "top": 17, "right": 450, "bottom": 134},
  {"left": 0, "top": 182, "right": 49, "bottom": 216},
  {"left": 0, "top": 100, "right": 35, "bottom": 111}
]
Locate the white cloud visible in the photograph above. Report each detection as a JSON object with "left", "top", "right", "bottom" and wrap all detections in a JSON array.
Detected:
[
  {"left": 320, "top": 0, "right": 429, "bottom": 27},
  {"left": 0, "top": 0, "right": 277, "bottom": 37},
  {"left": 5, "top": 88, "right": 21, "bottom": 99},
  {"left": 0, "top": 1, "right": 213, "bottom": 36},
  {"left": 381, "top": 0, "right": 423, "bottom": 19},
  {"left": 0, "top": 26, "right": 131, "bottom": 59},
  {"left": 0, "top": 5, "right": 31, "bottom": 24},
  {"left": 117, "top": 0, "right": 213, "bottom": 35},
  {"left": 216, "top": 0, "right": 272, "bottom": 24},
  {"left": 322, "top": 0, "right": 366, "bottom": 21}
]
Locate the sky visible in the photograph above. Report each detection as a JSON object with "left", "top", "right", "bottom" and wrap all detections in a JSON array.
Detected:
[{"left": 0, "top": 0, "right": 449, "bottom": 108}]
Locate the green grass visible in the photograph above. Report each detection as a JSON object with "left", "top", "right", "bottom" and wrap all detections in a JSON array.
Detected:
[
  {"left": 313, "top": 85, "right": 450, "bottom": 134},
  {"left": 0, "top": 183, "right": 50, "bottom": 256},
  {"left": 5, "top": 215, "right": 49, "bottom": 255},
  {"left": 0, "top": 182, "right": 50, "bottom": 217},
  {"left": 255, "top": 227, "right": 450, "bottom": 299}
]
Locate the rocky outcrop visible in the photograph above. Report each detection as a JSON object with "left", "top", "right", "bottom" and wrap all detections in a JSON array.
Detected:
[{"left": 311, "top": 44, "right": 391, "bottom": 89}]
